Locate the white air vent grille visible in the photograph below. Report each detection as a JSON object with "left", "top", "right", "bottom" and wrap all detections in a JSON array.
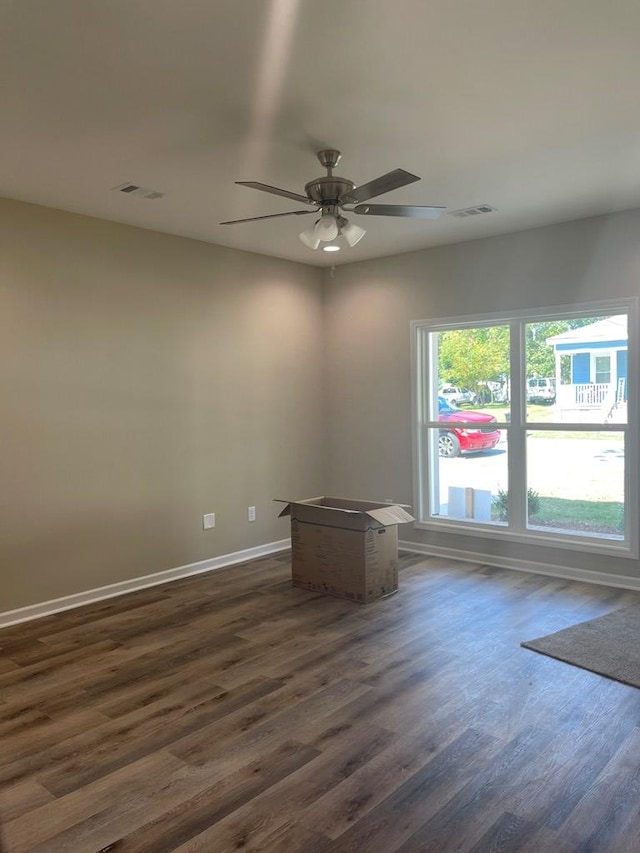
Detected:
[
  {"left": 112, "top": 183, "right": 164, "bottom": 200},
  {"left": 449, "top": 204, "right": 497, "bottom": 218}
]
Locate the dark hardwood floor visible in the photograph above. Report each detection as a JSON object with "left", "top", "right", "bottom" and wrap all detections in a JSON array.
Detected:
[{"left": 2, "top": 552, "right": 640, "bottom": 852}]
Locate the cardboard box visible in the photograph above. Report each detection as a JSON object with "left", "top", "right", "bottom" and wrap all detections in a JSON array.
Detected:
[{"left": 275, "top": 497, "right": 415, "bottom": 603}]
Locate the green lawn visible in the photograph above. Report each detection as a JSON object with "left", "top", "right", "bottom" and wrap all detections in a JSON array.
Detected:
[
  {"left": 459, "top": 402, "right": 550, "bottom": 421},
  {"left": 491, "top": 497, "right": 623, "bottom": 535},
  {"left": 528, "top": 496, "right": 623, "bottom": 535},
  {"left": 490, "top": 480, "right": 624, "bottom": 536}
]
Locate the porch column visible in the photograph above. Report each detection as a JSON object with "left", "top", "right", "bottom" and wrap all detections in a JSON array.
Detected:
[{"left": 554, "top": 350, "right": 561, "bottom": 404}]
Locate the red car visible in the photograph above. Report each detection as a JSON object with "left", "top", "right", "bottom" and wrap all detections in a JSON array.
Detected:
[{"left": 438, "top": 396, "right": 501, "bottom": 457}]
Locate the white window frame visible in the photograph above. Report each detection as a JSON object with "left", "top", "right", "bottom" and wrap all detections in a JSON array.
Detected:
[
  {"left": 593, "top": 352, "right": 612, "bottom": 384},
  {"left": 411, "top": 298, "right": 638, "bottom": 559}
]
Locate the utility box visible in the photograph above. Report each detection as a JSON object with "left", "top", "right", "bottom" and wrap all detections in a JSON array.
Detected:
[
  {"left": 275, "top": 496, "right": 414, "bottom": 603},
  {"left": 447, "top": 486, "right": 492, "bottom": 522}
]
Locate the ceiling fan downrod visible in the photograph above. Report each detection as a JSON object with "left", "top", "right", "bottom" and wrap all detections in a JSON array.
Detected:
[{"left": 316, "top": 149, "right": 342, "bottom": 176}]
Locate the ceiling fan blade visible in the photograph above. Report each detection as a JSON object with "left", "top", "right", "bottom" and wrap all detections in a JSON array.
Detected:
[
  {"left": 352, "top": 203, "right": 445, "bottom": 219},
  {"left": 344, "top": 169, "right": 421, "bottom": 204},
  {"left": 220, "top": 209, "right": 316, "bottom": 225},
  {"left": 236, "top": 181, "right": 312, "bottom": 205}
]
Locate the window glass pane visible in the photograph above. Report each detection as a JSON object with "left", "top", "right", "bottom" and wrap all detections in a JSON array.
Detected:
[
  {"left": 427, "top": 427, "right": 508, "bottom": 525},
  {"left": 526, "top": 313, "right": 627, "bottom": 425},
  {"left": 595, "top": 355, "right": 611, "bottom": 384},
  {"left": 526, "top": 431, "right": 624, "bottom": 540},
  {"left": 436, "top": 325, "right": 510, "bottom": 422}
]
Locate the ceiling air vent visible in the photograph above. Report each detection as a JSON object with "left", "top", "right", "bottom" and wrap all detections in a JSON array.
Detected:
[
  {"left": 112, "top": 183, "right": 164, "bottom": 200},
  {"left": 449, "top": 204, "right": 497, "bottom": 218}
]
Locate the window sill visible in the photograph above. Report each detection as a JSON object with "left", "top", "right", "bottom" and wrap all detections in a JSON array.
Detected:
[{"left": 413, "top": 519, "right": 637, "bottom": 560}]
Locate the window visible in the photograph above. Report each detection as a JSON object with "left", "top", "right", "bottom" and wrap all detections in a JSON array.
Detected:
[
  {"left": 412, "top": 300, "right": 637, "bottom": 557},
  {"left": 595, "top": 354, "right": 611, "bottom": 384}
]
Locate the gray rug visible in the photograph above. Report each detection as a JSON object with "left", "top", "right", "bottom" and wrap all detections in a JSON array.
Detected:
[{"left": 521, "top": 605, "right": 640, "bottom": 688}]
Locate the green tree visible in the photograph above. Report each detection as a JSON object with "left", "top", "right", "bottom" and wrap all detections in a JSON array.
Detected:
[
  {"left": 438, "top": 326, "right": 509, "bottom": 391},
  {"left": 525, "top": 318, "right": 603, "bottom": 378},
  {"left": 438, "top": 318, "right": 605, "bottom": 391}
]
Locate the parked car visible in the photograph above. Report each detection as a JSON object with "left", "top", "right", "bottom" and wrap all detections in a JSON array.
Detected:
[
  {"left": 437, "top": 396, "right": 501, "bottom": 457},
  {"left": 526, "top": 377, "right": 556, "bottom": 403},
  {"left": 439, "top": 385, "right": 477, "bottom": 406}
]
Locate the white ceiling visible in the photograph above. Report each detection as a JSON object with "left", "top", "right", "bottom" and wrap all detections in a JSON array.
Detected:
[{"left": 3, "top": 0, "right": 640, "bottom": 267}]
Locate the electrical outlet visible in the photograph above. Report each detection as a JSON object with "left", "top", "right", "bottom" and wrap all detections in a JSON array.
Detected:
[
  {"left": 202, "top": 512, "right": 215, "bottom": 530},
  {"left": 248, "top": 506, "right": 256, "bottom": 522}
]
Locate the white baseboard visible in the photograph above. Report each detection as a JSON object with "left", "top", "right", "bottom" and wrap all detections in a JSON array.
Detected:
[
  {"left": 399, "top": 539, "right": 640, "bottom": 592},
  {"left": 7, "top": 537, "right": 637, "bottom": 630},
  {"left": 0, "top": 539, "right": 291, "bottom": 629}
]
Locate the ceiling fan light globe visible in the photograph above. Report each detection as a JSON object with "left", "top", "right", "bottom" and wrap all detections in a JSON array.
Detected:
[
  {"left": 315, "top": 214, "right": 339, "bottom": 241},
  {"left": 341, "top": 221, "right": 366, "bottom": 247},
  {"left": 298, "top": 228, "right": 321, "bottom": 250}
]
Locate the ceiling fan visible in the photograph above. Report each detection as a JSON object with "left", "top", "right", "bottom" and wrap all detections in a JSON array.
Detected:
[{"left": 220, "top": 149, "right": 445, "bottom": 252}]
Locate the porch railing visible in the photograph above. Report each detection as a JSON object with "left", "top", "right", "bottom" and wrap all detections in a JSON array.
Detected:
[{"left": 557, "top": 382, "right": 611, "bottom": 408}]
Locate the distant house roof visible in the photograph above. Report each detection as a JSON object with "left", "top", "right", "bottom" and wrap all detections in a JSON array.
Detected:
[{"left": 546, "top": 314, "right": 627, "bottom": 349}]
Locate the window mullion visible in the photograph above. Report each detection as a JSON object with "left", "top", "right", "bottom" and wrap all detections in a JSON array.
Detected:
[{"left": 507, "top": 320, "right": 526, "bottom": 530}]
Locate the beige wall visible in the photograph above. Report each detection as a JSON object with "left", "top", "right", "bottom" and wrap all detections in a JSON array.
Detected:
[
  {"left": 1, "top": 199, "right": 325, "bottom": 611},
  {"left": 4, "top": 199, "right": 640, "bottom": 615},
  {"left": 323, "top": 209, "right": 640, "bottom": 580}
]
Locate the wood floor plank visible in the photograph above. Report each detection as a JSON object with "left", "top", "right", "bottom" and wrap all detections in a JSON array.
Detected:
[
  {"left": 582, "top": 781, "right": 640, "bottom": 853},
  {"left": 0, "top": 589, "right": 173, "bottom": 645},
  {"left": 168, "top": 677, "right": 373, "bottom": 769},
  {"left": 323, "top": 727, "right": 502, "bottom": 853},
  {"left": 391, "top": 727, "right": 555, "bottom": 853},
  {"left": 0, "top": 640, "right": 121, "bottom": 694},
  {"left": 2, "top": 553, "right": 640, "bottom": 852},
  {"left": 466, "top": 811, "right": 539, "bottom": 853},
  {"left": 163, "top": 724, "right": 395, "bottom": 853},
  {"left": 77, "top": 630, "right": 250, "bottom": 704},
  {"left": 25, "top": 741, "right": 320, "bottom": 853},
  {"left": 511, "top": 686, "right": 640, "bottom": 831},
  {"left": 0, "top": 780, "right": 54, "bottom": 824},
  {"left": 515, "top": 826, "right": 577, "bottom": 853},
  {"left": 38, "top": 677, "right": 283, "bottom": 797},
  {"left": 2, "top": 750, "right": 186, "bottom": 852},
  {"left": 0, "top": 709, "right": 111, "bottom": 786},
  {"left": 298, "top": 723, "right": 470, "bottom": 839},
  {"left": 553, "top": 725, "right": 640, "bottom": 849}
]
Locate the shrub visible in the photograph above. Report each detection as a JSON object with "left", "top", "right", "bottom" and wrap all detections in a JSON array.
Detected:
[{"left": 493, "top": 487, "right": 540, "bottom": 521}]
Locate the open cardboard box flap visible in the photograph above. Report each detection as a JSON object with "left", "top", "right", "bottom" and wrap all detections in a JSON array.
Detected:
[
  {"left": 276, "top": 496, "right": 326, "bottom": 518},
  {"left": 275, "top": 497, "right": 414, "bottom": 526},
  {"left": 365, "top": 505, "right": 415, "bottom": 525}
]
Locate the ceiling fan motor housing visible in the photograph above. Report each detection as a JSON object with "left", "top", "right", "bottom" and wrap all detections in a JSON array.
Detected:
[
  {"left": 305, "top": 148, "right": 355, "bottom": 209},
  {"left": 305, "top": 176, "right": 355, "bottom": 206}
]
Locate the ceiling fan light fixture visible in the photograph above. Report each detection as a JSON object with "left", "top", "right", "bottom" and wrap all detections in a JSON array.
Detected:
[
  {"left": 299, "top": 213, "right": 340, "bottom": 249},
  {"left": 315, "top": 214, "right": 339, "bottom": 241},
  {"left": 322, "top": 244, "right": 341, "bottom": 252},
  {"left": 298, "top": 226, "right": 322, "bottom": 250},
  {"left": 340, "top": 220, "right": 366, "bottom": 247}
]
